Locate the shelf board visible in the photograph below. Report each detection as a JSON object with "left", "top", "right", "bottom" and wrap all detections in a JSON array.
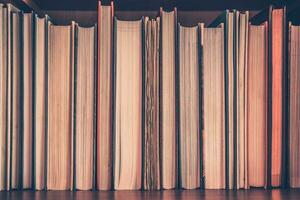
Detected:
[{"left": 0, "top": 189, "right": 300, "bottom": 200}]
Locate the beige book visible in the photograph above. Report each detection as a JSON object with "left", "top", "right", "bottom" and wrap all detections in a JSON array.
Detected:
[
  {"left": 227, "top": 12, "right": 235, "bottom": 189},
  {"left": 5, "top": 4, "right": 20, "bottom": 190},
  {"left": 114, "top": 18, "right": 142, "bottom": 190},
  {"left": 22, "top": 12, "right": 33, "bottom": 189},
  {"left": 200, "top": 23, "right": 226, "bottom": 189},
  {"left": 97, "top": 1, "right": 113, "bottom": 190},
  {"left": 178, "top": 24, "right": 200, "bottom": 189},
  {"left": 160, "top": 8, "right": 177, "bottom": 189},
  {"left": 236, "top": 11, "right": 249, "bottom": 189},
  {"left": 47, "top": 22, "right": 75, "bottom": 190},
  {"left": 0, "top": 4, "right": 7, "bottom": 190},
  {"left": 34, "top": 15, "right": 48, "bottom": 190},
  {"left": 289, "top": 23, "right": 300, "bottom": 188},
  {"left": 211, "top": 10, "right": 235, "bottom": 189},
  {"left": 75, "top": 25, "right": 95, "bottom": 190},
  {"left": 11, "top": 11, "right": 22, "bottom": 190},
  {"left": 247, "top": 23, "right": 268, "bottom": 188},
  {"left": 143, "top": 17, "right": 160, "bottom": 190}
]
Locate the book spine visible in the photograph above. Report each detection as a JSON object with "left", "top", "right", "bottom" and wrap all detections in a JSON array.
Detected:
[
  {"left": 93, "top": 23, "right": 97, "bottom": 191},
  {"left": 45, "top": 19, "right": 51, "bottom": 191},
  {"left": 198, "top": 23, "right": 204, "bottom": 189},
  {"left": 112, "top": 16, "right": 117, "bottom": 190},
  {"left": 96, "top": 1, "right": 101, "bottom": 190},
  {"left": 141, "top": 16, "right": 145, "bottom": 191},
  {"left": 110, "top": 1, "right": 114, "bottom": 191},
  {"left": 70, "top": 21, "right": 76, "bottom": 191},
  {"left": 32, "top": 13, "right": 37, "bottom": 191},
  {"left": 281, "top": 6, "right": 288, "bottom": 189},
  {"left": 158, "top": 7, "right": 163, "bottom": 190},
  {"left": 266, "top": 5, "right": 273, "bottom": 189},
  {"left": 72, "top": 22, "right": 78, "bottom": 191},
  {"left": 174, "top": 8, "right": 179, "bottom": 189}
]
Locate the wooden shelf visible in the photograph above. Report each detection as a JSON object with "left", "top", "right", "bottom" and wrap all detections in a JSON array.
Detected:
[{"left": 0, "top": 189, "right": 300, "bottom": 200}]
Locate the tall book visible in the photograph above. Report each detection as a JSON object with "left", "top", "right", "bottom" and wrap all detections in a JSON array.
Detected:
[
  {"left": 0, "top": 4, "right": 8, "bottom": 191},
  {"left": 269, "top": 7, "right": 286, "bottom": 188},
  {"left": 33, "top": 14, "right": 48, "bottom": 190},
  {"left": 200, "top": 23, "right": 226, "bottom": 189},
  {"left": 11, "top": 9, "right": 22, "bottom": 190},
  {"left": 47, "top": 22, "right": 75, "bottom": 190},
  {"left": 22, "top": 12, "right": 34, "bottom": 189},
  {"left": 236, "top": 11, "right": 249, "bottom": 189},
  {"left": 160, "top": 8, "right": 178, "bottom": 189},
  {"left": 97, "top": 1, "right": 113, "bottom": 190},
  {"left": 74, "top": 25, "right": 96, "bottom": 190},
  {"left": 178, "top": 24, "right": 201, "bottom": 189},
  {"left": 247, "top": 23, "right": 268, "bottom": 188},
  {"left": 288, "top": 23, "right": 300, "bottom": 188},
  {"left": 0, "top": 3, "right": 20, "bottom": 191},
  {"left": 210, "top": 10, "right": 236, "bottom": 189},
  {"left": 113, "top": 18, "right": 143, "bottom": 190},
  {"left": 144, "top": 16, "right": 161, "bottom": 190}
]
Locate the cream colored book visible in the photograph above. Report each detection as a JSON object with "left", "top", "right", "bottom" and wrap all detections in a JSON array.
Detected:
[
  {"left": 11, "top": 11, "right": 22, "bottom": 190},
  {"left": 22, "top": 12, "right": 33, "bottom": 189},
  {"left": 236, "top": 11, "right": 249, "bottom": 189},
  {"left": 47, "top": 22, "right": 75, "bottom": 190},
  {"left": 178, "top": 24, "right": 200, "bottom": 189},
  {"left": 143, "top": 16, "right": 160, "bottom": 190},
  {"left": 160, "top": 8, "right": 177, "bottom": 190},
  {"left": 200, "top": 23, "right": 226, "bottom": 189},
  {"left": 0, "top": 4, "right": 8, "bottom": 191},
  {"left": 75, "top": 25, "right": 96, "bottom": 190},
  {"left": 114, "top": 18, "right": 142, "bottom": 190},
  {"left": 247, "top": 23, "right": 268, "bottom": 188},
  {"left": 97, "top": 1, "right": 113, "bottom": 190},
  {"left": 288, "top": 23, "right": 300, "bottom": 188},
  {"left": 34, "top": 14, "right": 48, "bottom": 190},
  {"left": 210, "top": 10, "right": 235, "bottom": 189}
]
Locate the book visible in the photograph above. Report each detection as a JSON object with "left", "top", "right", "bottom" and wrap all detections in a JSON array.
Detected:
[
  {"left": 47, "top": 22, "right": 75, "bottom": 190},
  {"left": 0, "top": 3, "right": 8, "bottom": 191},
  {"left": 247, "top": 23, "right": 268, "bottom": 188},
  {"left": 33, "top": 14, "right": 48, "bottom": 190},
  {"left": 0, "top": 3, "right": 21, "bottom": 191},
  {"left": 270, "top": 7, "right": 285, "bottom": 187},
  {"left": 113, "top": 18, "right": 143, "bottom": 190},
  {"left": 210, "top": 10, "right": 236, "bottom": 189},
  {"left": 178, "top": 24, "right": 201, "bottom": 189},
  {"left": 74, "top": 25, "right": 96, "bottom": 190},
  {"left": 160, "top": 8, "right": 178, "bottom": 189},
  {"left": 200, "top": 23, "right": 226, "bottom": 189},
  {"left": 236, "top": 11, "right": 249, "bottom": 189},
  {"left": 11, "top": 10, "right": 22, "bottom": 190},
  {"left": 288, "top": 23, "right": 300, "bottom": 188},
  {"left": 143, "top": 16, "right": 161, "bottom": 190},
  {"left": 97, "top": 1, "right": 113, "bottom": 190},
  {"left": 22, "top": 12, "right": 34, "bottom": 189}
]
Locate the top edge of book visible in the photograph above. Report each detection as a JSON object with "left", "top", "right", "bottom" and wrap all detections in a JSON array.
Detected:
[
  {"left": 6, "top": 3, "right": 20, "bottom": 13},
  {"left": 178, "top": 23, "right": 199, "bottom": 30},
  {"left": 99, "top": 1, "right": 114, "bottom": 7},
  {"left": 160, "top": 7, "right": 177, "bottom": 14},
  {"left": 209, "top": 10, "right": 236, "bottom": 27},
  {"left": 115, "top": 17, "right": 143, "bottom": 23}
]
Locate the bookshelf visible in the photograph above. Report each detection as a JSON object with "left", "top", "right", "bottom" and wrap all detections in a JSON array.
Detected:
[
  {"left": 4, "top": 0, "right": 300, "bottom": 25},
  {"left": 1, "top": 0, "right": 300, "bottom": 198}
]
